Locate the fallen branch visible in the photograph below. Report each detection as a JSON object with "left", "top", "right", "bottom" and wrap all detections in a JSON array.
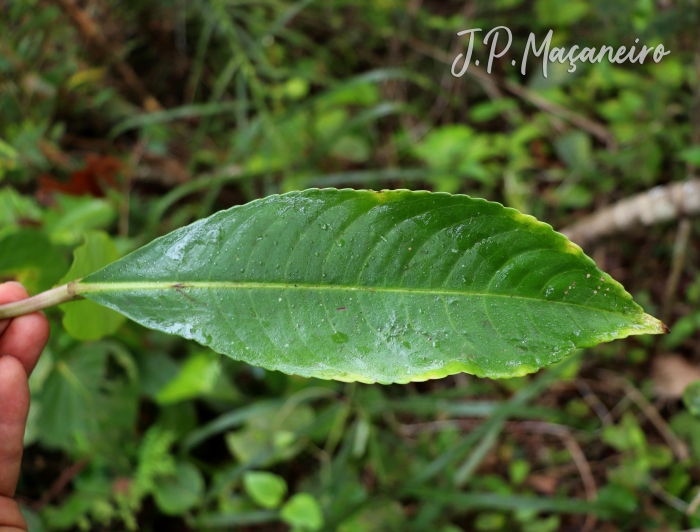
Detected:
[{"left": 560, "top": 179, "right": 700, "bottom": 247}]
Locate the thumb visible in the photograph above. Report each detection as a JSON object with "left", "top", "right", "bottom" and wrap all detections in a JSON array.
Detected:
[{"left": 0, "top": 355, "right": 30, "bottom": 531}]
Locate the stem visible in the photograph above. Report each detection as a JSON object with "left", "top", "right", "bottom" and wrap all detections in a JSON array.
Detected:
[{"left": 0, "top": 282, "right": 83, "bottom": 320}]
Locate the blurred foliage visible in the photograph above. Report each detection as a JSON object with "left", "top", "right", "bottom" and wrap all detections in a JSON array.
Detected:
[{"left": 2, "top": 0, "right": 700, "bottom": 530}]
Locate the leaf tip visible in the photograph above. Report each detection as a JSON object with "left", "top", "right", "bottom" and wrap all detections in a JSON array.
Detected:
[{"left": 641, "top": 313, "right": 669, "bottom": 335}]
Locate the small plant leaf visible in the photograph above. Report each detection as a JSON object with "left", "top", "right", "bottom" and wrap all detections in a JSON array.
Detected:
[
  {"left": 0, "top": 229, "right": 68, "bottom": 293},
  {"left": 155, "top": 351, "right": 221, "bottom": 405},
  {"left": 243, "top": 471, "right": 288, "bottom": 509},
  {"left": 153, "top": 461, "right": 205, "bottom": 515},
  {"left": 76, "top": 189, "right": 666, "bottom": 383},
  {"left": 60, "top": 231, "right": 126, "bottom": 341},
  {"left": 37, "top": 342, "right": 138, "bottom": 452},
  {"left": 280, "top": 493, "right": 324, "bottom": 531}
]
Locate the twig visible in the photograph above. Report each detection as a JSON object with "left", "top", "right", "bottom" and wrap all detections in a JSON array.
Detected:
[
  {"left": 407, "top": 38, "right": 614, "bottom": 146},
  {"left": 560, "top": 179, "right": 700, "bottom": 247},
  {"left": 397, "top": 417, "right": 598, "bottom": 529},
  {"left": 575, "top": 379, "right": 613, "bottom": 427},
  {"left": 52, "top": 0, "right": 162, "bottom": 112},
  {"left": 607, "top": 390, "right": 634, "bottom": 423},
  {"left": 32, "top": 458, "right": 90, "bottom": 511},
  {"left": 648, "top": 477, "right": 689, "bottom": 514},
  {"left": 661, "top": 218, "right": 693, "bottom": 322},
  {"left": 407, "top": 37, "right": 505, "bottom": 106},
  {"left": 428, "top": 3, "right": 477, "bottom": 122},
  {"left": 634, "top": 390, "right": 689, "bottom": 461},
  {"left": 516, "top": 421, "right": 598, "bottom": 532},
  {"left": 501, "top": 80, "right": 616, "bottom": 150},
  {"left": 687, "top": 489, "right": 700, "bottom": 516},
  {"left": 601, "top": 372, "right": 689, "bottom": 461}
]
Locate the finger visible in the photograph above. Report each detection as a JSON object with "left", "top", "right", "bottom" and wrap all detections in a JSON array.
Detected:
[
  {"left": 0, "top": 283, "right": 29, "bottom": 337},
  {"left": 0, "top": 356, "right": 30, "bottom": 499},
  {"left": 0, "top": 496, "right": 28, "bottom": 531},
  {"left": 0, "top": 283, "right": 50, "bottom": 377}
]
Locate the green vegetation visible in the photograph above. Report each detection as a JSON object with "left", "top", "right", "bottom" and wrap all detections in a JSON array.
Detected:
[{"left": 1, "top": 0, "right": 699, "bottom": 530}]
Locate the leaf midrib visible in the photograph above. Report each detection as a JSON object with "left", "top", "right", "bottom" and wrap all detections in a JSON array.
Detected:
[{"left": 77, "top": 281, "right": 634, "bottom": 318}]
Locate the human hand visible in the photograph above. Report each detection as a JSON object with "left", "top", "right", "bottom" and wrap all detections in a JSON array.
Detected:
[{"left": 0, "top": 282, "right": 50, "bottom": 532}]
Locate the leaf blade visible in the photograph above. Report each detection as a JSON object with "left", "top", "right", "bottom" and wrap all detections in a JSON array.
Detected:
[{"left": 77, "top": 189, "right": 665, "bottom": 383}]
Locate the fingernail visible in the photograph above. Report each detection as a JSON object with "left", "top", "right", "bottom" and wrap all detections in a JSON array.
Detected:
[{"left": 5, "top": 281, "right": 25, "bottom": 289}]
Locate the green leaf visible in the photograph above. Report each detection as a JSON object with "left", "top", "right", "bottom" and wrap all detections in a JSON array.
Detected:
[
  {"left": 330, "top": 135, "right": 371, "bottom": 163},
  {"left": 243, "top": 471, "right": 288, "bottom": 509},
  {"left": 338, "top": 501, "right": 405, "bottom": 532},
  {"left": 508, "top": 459, "right": 530, "bottom": 486},
  {"left": 19, "top": 505, "right": 46, "bottom": 532},
  {"left": 280, "top": 493, "right": 324, "bottom": 531},
  {"left": 475, "top": 512, "right": 506, "bottom": 531},
  {"left": 60, "top": 231, "right": 126, "bottom": 341},
  {"left": 0, "top": 186, "right": 42, "bottom": 230},
  {"left": 535, "top": 0, "right": 589, "bottom": 26},
  {"left": 153, "top": 461, "right": 205, "bottom": 515},
  {"left": 138, "top": 351, "right": 180, "bottom": 399},
  {"left": 596, "top": 484, "right": 637, "bottom": 514},
  {"left": 680, "top": 146, "right": 700, "bottom": 166},
  {"left": 225, "top": 404, "right": 314, "bottom": 466},
  {"left": 554, "top": 131, "right": 592, "bottom": 171},
  {"left": 0, "top": 138, "right": 19, "bottom": 180},
  {"left": 0, "top": 229, "right": 68, "bottom": 293},
  {"left": 76, "top": 189, "right": 665, "bottom": 383},
  {"left": 37, "top": 342, "right": 138, "bottom": 452},
  {"left": 134, "top": 426, "right": 177, "bottom": 495},
  {"left": 684, "top": 381, "right": 700, "bottom": 416},
  {"left": 602, "top": 413, "right": 646, "bottom": 454},
  {"left": 44, "top": 195, "right": 116, "bottom": 246},
  {"left": 413, "top": 126, "right": 493, "bottom": 186},
  {"left": 522, "top": 516, "right": 560, "bottom": 532},
  {"left": 155, "top": 350, "right": 221, "bottom": 405},
  {"left": 38, "top": 343, "right": 110, "bottom": 451}
]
